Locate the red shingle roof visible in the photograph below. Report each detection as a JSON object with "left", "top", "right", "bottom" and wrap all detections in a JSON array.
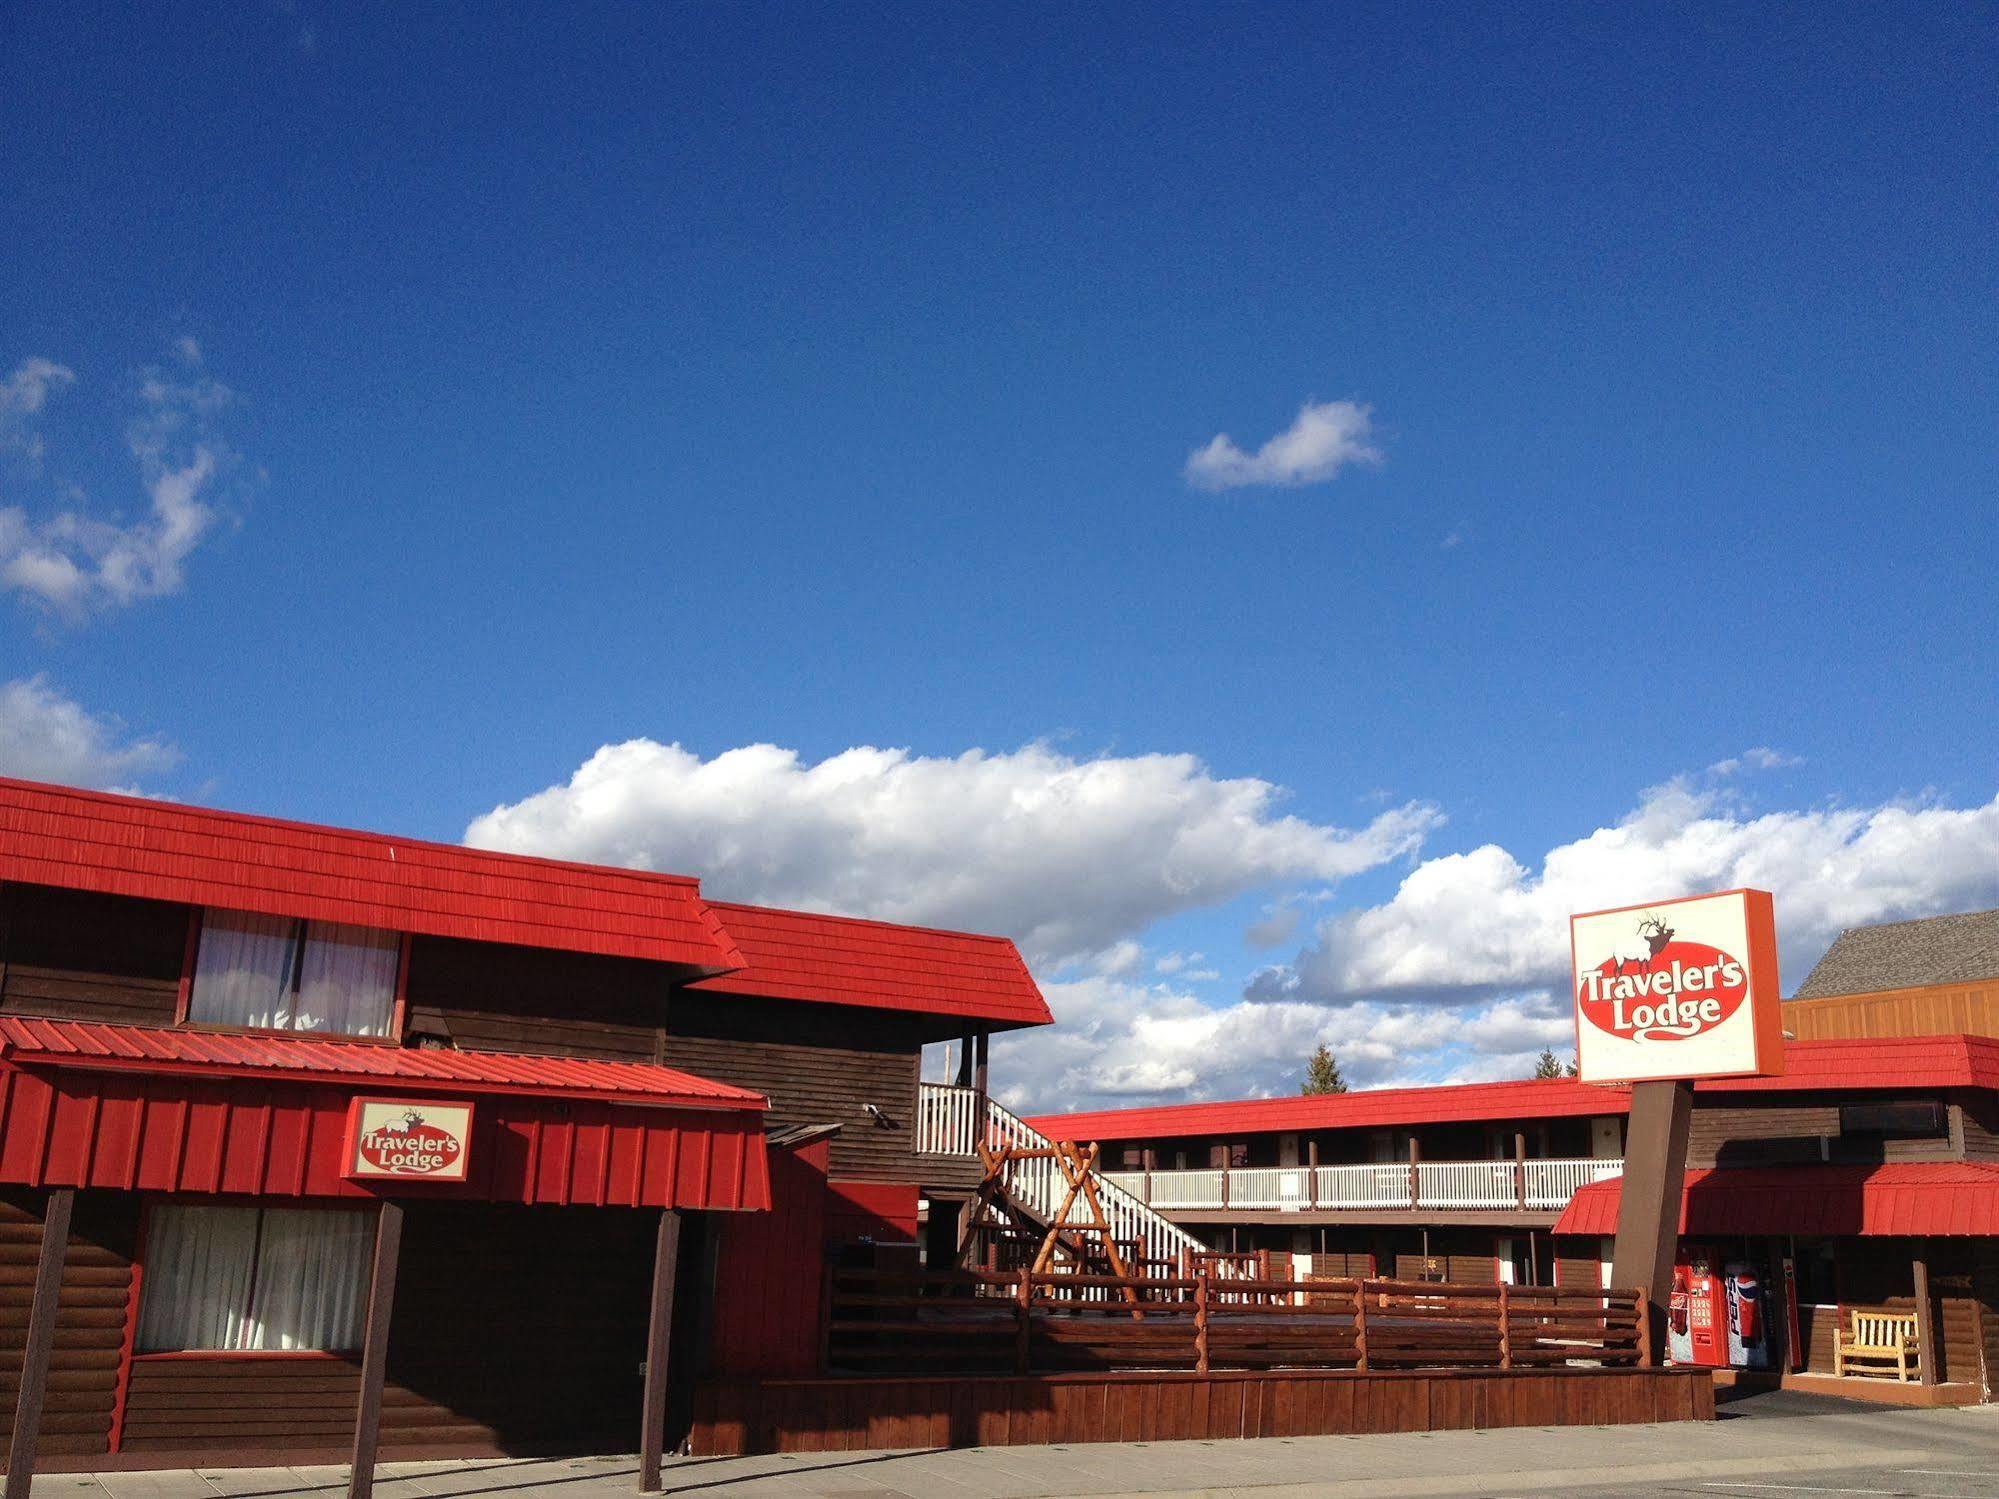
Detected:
[
  {"left": 1553, "top": 1163, "right": 1999, "bottom": 1238},
  {"left": 1027, "top": 1035, "right": 1999, "bottom": 1142},
  {"left": 687, "top": 901, "right": 1052, "bottom": 1030},
  {"left": 0, "top": 1015, "right": 766, "bottom": 1110},
  {"left": 0, "top": 777, "right": 742, "bottom": 971}
]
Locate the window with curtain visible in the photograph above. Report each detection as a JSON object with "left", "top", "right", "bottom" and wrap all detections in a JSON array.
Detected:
[
  {"left": 137, "top": 1204, "right": 372, "bottom": 1352},
  {"left": 188, "top": 909, "right": 400, "bottom": 1037}
]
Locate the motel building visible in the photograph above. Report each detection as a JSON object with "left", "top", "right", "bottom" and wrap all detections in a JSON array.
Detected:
[
  {"left": 1027, "top": 905, "right": 1999, "bottom": 1405},
  {"left": 0, "top": 776, "right": 1058, "bottom": 1481}
]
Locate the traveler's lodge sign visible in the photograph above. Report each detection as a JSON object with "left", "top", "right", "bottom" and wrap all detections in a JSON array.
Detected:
[
  {"left": 1570, "top": 889, "right": 1783, "bottom": 1085},
  {"left": 343, "top": 1098, "right": 474, "bottom": 1182}
]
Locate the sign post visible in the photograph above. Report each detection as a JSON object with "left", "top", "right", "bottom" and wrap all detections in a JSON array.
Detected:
[{"left": 1571, "top": 889, "right": 1782, "bottom": 1357}]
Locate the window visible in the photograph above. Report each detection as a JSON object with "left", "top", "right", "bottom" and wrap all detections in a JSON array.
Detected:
[
  {"left": 137, "top": 1204, "right": 372, "bottom": 1352},
  {"left": 1838, "top": 1101, "right": 1945, "bottom": 1138},
  {"left": 188, "top": 910, "right": 400, "bottom": 1037}
]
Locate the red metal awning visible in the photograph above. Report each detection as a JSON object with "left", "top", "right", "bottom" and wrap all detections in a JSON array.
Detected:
[
  {"left": 1553, "top": 1163, "right": 1999, "bottom": 1239},
  {"left": 0, "top": 1018, "right": 770, "bottom": 1212}
]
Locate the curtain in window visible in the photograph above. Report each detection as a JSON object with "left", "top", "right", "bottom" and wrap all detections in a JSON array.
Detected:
[
  {"left": 246, "top": 1209, "right": 371, "bottom": 1350},
  {"left": 137, "top": 1204, "right": 259, "bottom": 1351},
  {"left": 294, "top": 922, "right": 398, "bottom": 1037},
  {"left": 137, "top": 1204, "right": 372, "bottom": 1352},
  {"left": 188, "top": 911, "right": 301, "bottom": 1029}
]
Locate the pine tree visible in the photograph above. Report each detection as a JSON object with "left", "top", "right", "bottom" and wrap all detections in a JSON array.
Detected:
[
  {"left": 1302, "top": 1043, "right": 1347, "bottom": 1095},
  {"left": 1532, "top": 1048, "right": 1564, "bottom": 1080}
]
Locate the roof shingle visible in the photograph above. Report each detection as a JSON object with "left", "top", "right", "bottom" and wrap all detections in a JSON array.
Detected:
[{"left": 1793, "top": 908, "right": 1999, "bottom": 999}]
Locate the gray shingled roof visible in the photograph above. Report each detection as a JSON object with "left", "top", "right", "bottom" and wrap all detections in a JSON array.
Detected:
[{"left": 1792, "top": 908, "right": 1999, "bottom": 999}]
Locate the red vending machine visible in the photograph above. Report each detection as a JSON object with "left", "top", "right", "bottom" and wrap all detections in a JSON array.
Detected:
[{"left": 1667, "top": 1250, "right": 1729, "bottom": 1367}]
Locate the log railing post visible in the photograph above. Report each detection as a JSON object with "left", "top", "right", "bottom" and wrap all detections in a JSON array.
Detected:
[
  {"left": 1194, "top": 1270, "right": 1211, "bottom": 1373},
  {"left": 1514, "top": 1132, "right": 1528, "bottom": 1210},
  {"left": 1498, "top": 1283, "right": 1512, "bottom": 1370},
  {"left": 1353, "top": 1279, "right": 1371, "bottom": 1371},
  {"left": 1220, "top": 1149, "right": 1231, "bottom": 1209},
  {"left": 1014, "top": 1267, "right": 1032, "bottom": 1374},
  {"left": 1408, "top": 1137, "right": 1421, "bottom": 1209},
  {"left": 1306, "top": 1138, "right": 1319, "bottom": 1209},
  {"left": 5, "top": 1187, "right": 73, "bottom": 1499},
  {"left": 638, "top": 1207, "right": 682, "bottom": 1494},
  {"left": 1143, "top": 1148, "right": 1155, "bottom": 1207},
  {"left": 1634, "top": 1286, "right": 1653, "bottom": 1367},
  {"left": 1912, "top": 1244, "right": 1938, "bottom": 1386},
  {"left": 348, "top": 1199, "right": 404, "bottom": 1499}
]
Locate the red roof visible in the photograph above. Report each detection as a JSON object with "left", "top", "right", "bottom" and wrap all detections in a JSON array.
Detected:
[
  {"left": 1027, "top": 1035, "right": 1999, "bottom": 1142},
  {"left": 687, "top": 901, "right": 1052, "bottom": 1030},
  {"left": 1553, "top": 1164, "right": 1999, "bottom": 1238},
  {"left": 0, "top": 777, "right": 742, "bottom": 971},
  {"left": 0, "top": 1016, "right": 766, "bottom": 1110}
]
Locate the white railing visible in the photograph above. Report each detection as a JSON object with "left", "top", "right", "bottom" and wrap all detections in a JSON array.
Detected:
[
  {"left": 1100, "top": 1158, "right": 1624, "bottom": 1213},
  {"left": 983, "top": 1099, "right": 1206, "bottom": 1271},
  {"left": 916, "top": 1082, "right": 980, "bottom": 1155},
  {"left": 1523, "top": 1156, "right": 1624, "bottom": 1208}
]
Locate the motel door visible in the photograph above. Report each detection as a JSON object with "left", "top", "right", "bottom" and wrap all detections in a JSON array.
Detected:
[{"left": 1591, "top": 1117, "right": 1623, "bottom": 1158}]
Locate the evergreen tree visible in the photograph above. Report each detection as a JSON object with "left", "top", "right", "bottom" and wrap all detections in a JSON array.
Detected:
[
  {"left": 1302, "top": 1043, "right": 1347, "bottom": 1095},
  {"left": 1532, "top": 1048, "right": 1564, "bottom": 1080}
]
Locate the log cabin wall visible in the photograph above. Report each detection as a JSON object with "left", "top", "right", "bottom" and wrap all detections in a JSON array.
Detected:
[
  {"left": 0, "top": 1189, "right": 138, "bottom": 1460},
  {"left": 664, "top": 991, "right": 924, "bottom": 1184},
  {"left": 1960, "top": 1093, "right": 1999, "bottom": 1163},
  {"left": 0, "top": 883, "right": 186, "bottom": 1027}
]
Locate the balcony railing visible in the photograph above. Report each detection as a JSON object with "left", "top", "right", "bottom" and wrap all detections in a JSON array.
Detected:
[
  {"left": 1099, "top": 1157, "right": 1624, "bottom": 1213},
  {"left": 917, "top": 1082, "right": 983, "bottom": 1155}
]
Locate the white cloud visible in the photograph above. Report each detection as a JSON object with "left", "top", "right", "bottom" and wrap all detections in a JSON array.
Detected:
[
  {"left": 1184, "top": 399, "right": 1382, "bottom": 491},
  {"left": 0, "top": 358, "right": 77, "bottom": 464},
  {"left": 1255, "top": 779, "right": 1999, "bottom": 1009},
  {"left": 465, "top": 738, "right": 1442, "bottom": 966},
  {"left": 1708, "top": 746, "right": 1802, "bottom": 777},
  {"left": 0, "top": 347, "right": 233, "bottom": 618},
  {"left": 0, "top": 675, "right": 179, "bottom": 791},
  {"left": 992, "top": 972, "right": 1565, "bottom": 1114}
]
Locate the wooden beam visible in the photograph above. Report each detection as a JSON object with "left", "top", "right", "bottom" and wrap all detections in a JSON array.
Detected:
[
  {"left": 348, "top": 1199, "right": 404, "bottom": 1499},
  {"left": 1609, "top": 1079, "right": 1693, "bottom": 1358},
  {"left": 1911, "top": 1242, "right": 1938, "bottom": 1387},
  {"left": 1408, "top": 1136, "right": 1421, "bottom": 1210},
  {"left": 639, "top": 1208, "right": 683, "bottom": 1492},
  {"left": 1514, "top": 1132, "right": 1528, "bottom": 1210},
  {"left": 5, "top": 1187, "right": 72, "bottom": 1499}
]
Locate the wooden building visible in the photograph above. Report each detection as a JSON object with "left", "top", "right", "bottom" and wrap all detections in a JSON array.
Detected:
[{"left": 0, "top": 776, "right": 1053, "bottom": 1477}]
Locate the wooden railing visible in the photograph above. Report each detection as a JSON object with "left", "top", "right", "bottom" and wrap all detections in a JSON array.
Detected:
[
  {"left": 826, "top": 1266, "right": 1650, "bottom": 1376},
  {"left": 1101, "top": 1157, "right": 1625, "bottom": 1212}
]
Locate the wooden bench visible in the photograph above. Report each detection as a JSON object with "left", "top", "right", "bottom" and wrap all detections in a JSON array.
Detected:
[{"left": 1833, "top": 1310, "right": 1921, "bottom": 1381}]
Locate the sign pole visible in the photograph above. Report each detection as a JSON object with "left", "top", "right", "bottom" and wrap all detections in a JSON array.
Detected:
[{"left": 1608, "top": 1078, "right": 1693, "bottom": 1353}]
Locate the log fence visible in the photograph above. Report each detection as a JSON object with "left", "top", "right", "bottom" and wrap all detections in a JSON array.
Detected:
[{"left": 826, "top": 1267, "right": 1647, "bottom": 1378}]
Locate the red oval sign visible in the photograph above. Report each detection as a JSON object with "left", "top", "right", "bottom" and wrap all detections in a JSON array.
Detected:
[
  {"left": 358, "top": 1121, "right": 464, "bottom": 1176},
  {"left": 1576, "top": 939, "right": 1748, "bottom": 1043}
]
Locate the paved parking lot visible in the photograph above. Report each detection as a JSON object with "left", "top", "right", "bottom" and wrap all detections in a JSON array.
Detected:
[{"left": 24, "top": 1400, "right": 1999, "bottom": 1499}]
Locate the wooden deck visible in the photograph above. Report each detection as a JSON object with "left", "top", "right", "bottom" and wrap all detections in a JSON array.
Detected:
[{"left": 689, "top": 1365, "right": 1715, "bottom": 1455}]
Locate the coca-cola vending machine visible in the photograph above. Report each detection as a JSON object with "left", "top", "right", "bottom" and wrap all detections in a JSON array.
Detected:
[{"left": 1667, "top": 1248, "right": 1773, "bottom": 1369}]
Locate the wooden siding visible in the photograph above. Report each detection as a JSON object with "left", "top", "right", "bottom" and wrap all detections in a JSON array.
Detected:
[
  {"left": 1311, "top": 1250, "right": 1373, "bottom": 1278},
  {"left": 0, "top": 1188, "right": 137, "bottom": 1458},
  {"left": 1687, "top": 1097, "right": 1959, "bottom": 1168},
  {"left": 404, "top": 935, "right": 669, "bottom": 1061},
  {"left": 1974, "top": 1242, "right": 1998, "bottom": 1398},
  {"left": 1961, "top": 1093, "right": 1999, "bottom": 1164},
  {"left": 666, "top": 991, "right": 924, "bottom": 1183},
  {"left": 0, "top": 883, "right": 185, "bottom": 1028},
  {"left": 688, "top": 1367, "right": 1714, "bottom": 1455},
  {"left": 1783, "top": 981, "right": 1999, "bottom": 1043}
]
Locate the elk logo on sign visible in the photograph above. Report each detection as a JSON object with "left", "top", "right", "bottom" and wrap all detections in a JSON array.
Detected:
[
  {"left": 344, "top": 1098, "right": 474, "bottom": 1182},
  {"left": 1576, "top": 911, "right": 1750, "bottom": 1043}
]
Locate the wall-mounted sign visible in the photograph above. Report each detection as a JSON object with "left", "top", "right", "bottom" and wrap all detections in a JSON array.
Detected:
[
  {"left": 1571, "top": 889, "right": 1783, "bottom": 1085},
  {"left": 342, "top": 1098, "right": 474, "bottom": 1182}
]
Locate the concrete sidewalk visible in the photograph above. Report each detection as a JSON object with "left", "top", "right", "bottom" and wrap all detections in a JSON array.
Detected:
[{"left": 28, "top": 1404, "right": 1999, "bottom": 1499}]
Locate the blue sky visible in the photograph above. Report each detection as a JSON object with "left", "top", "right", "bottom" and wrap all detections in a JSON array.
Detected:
[{"left": 2, "top": 4, "right": 1994, "bottom": 1107}]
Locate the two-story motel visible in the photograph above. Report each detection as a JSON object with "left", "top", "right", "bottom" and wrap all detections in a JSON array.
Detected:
[{"left": 1027, "top": 907, "right": 1999, "bottom": 1402}]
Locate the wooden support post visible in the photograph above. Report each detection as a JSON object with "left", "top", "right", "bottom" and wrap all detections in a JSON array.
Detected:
[
  {"left": 973, "top": 1032, "right": 990, "bottom": 1137},
  {"left": 1514, "top": 1132, "right": 1528, "bottom": 1210},
  {"left": 639, "top": 1208, "right": 683, "bottom": 1493},
  {"left": 1497, "top": 1283, "right": 1511, "bottom": 1369},
  {"left": 1013, "top": 1266, "right": 1032, "bottom": 1374},
  {"left": 1306, "top": 1139, "right": 1319, "bottom": 1209},
  {"left": 1634, "top": 1285, "right": 1653, "bottom": 1367},
  {"left": 1608, "top": 1079, "right": 1693, "bottom": 1360},
  {"left": 1912, "top": 1243, "right": 1938, "bottom": 1387},
  {"left": 954, "top": 1031, "right": 974, "bottom": 1088},
  {"left": 1220, "top": 1149, "right": 1231, "bottom": 1209},
  {"left": 5, "top": 1187, "right": 73, "bottom": 1499},
  {"left": 1143, "top": 1148, "right": 1155, "bottom": 1206},
  {"left": 348, "top": 1199, "right": 404, "bottom": 1499},
  {"left": 1353, "top": 1279, "right": 1371, "bottom": 1371},
  {"left": 1194, "top": 1270, "right": 1211, "bottom": 1373},
  {"left": 1408, "top": 1137, "right": 1421, "bottom": 1210}
]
